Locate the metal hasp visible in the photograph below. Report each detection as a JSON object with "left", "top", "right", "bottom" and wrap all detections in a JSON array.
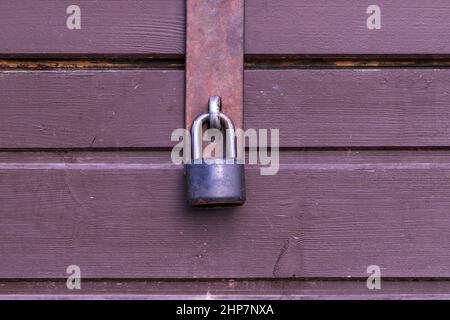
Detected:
[
  {"left": 186, "top": 0, "right": 244, "bottom": 128},
  {"left": 185, "top": 0, "right": 245, "bottom": 207}
]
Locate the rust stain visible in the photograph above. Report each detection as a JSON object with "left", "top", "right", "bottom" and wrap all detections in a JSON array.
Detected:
[
  {"left": 0, "top": 59, "right": 131, "bottom": 69},
  {"left": 2, "top": 56, "right": 450, "bottom": 70}
]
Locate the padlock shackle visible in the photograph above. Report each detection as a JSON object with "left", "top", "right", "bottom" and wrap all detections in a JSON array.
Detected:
[
  {"left": 208, "top": 96, "right": 222, "bottom": 130},
  {"left": 191, "top": 112, "right": 236, "bottom": 161}
]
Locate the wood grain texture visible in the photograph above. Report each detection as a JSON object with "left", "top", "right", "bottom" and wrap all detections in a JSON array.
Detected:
[
  {"left": 0, "top": 70, "right": 183, "bottom": 148},
  {"left": 2, "top": 279, "right": 450, "bottom": 300},
  {"left": 2, "top": 1, "right": 450, "bottom": 55},
  {"left": 245, "top": 69, "right": 450, "bottom": 147},
  {"left": 245, "top": 0, "right": 450, "bottom": 54},
  {"left": 1, "top": 151, "right": 450, "bottom": 279},
  {"left": 3, "top": 69, "right": 450, "bottom": 148}
]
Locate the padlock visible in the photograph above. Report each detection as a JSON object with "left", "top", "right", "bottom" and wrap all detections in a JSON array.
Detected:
[{"left": 185, "top": 97, "right": 246, "bottom": 207}]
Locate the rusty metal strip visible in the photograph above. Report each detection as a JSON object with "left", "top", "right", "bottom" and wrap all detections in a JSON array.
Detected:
[{"left": 186, "top": 0, "right": 244, "bottom": 131}]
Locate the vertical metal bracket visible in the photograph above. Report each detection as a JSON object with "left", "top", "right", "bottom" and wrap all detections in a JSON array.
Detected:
[{"left": 186, "top": 0, "right": 244, "bottom": 131}]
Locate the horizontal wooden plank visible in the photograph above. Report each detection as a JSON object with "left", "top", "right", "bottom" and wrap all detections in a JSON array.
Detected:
[
  {"left": 2, "top": 69, "right": 450, "bottom": 148},
  {"left": 1, "top": 151, "right": 450, "bottom": 278},
  {"left": 0, "top": 70, "right": 183, "bottom": 148},
  {"left": 2, "top": 279, "right": 450, "bottom": 300},
  {"left": 245, "top": 0, "right": 450, "bottom": 54},
  {"left": 2, "top": 1, "right": 450, "bottom": 55},
  {"left": 245, "top": 69, "right": 450, "bottom": 147}
]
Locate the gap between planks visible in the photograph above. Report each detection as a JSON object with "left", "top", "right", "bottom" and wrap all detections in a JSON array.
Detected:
[
  {"left": 4, "top": 55, "right": 450, "bottom": 70},
  {"left": 2, "top": 278, "right": 450, "bottom": 299}
]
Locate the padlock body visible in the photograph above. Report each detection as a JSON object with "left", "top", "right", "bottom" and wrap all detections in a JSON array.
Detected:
[{"left": 185, "top": 159, "right": 246, "bottom": 207}]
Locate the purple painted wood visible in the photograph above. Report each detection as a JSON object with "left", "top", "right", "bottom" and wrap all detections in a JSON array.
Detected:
[
  {"left": 1, "top": 151, "right": 450, "bottom": 279},
  {"left": 2, "top": 0, "right": 449, "bottom": 301},
  {"left": 0, "top": 70, "right": 183, "bottom": 148},
  {"left": 246, "top": 69, "right": 450, "bottom": 147},
  {"left": 246, "top": 0, "right": 450, "bottom": 54},
  {"left": 2, "top": 69, "right": 450, "bottom": 148},
  {"left": 0, "top": 0, "right": 185, "bottom": 55},
  {"left": 3, "top": 1, "right": 450, "bottom": 54},
  {"left": 2, "top": 279, "right": 450, "bottom": 299}
]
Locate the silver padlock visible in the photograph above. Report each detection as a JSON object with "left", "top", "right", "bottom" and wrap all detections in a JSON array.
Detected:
[{"left": 185, "top": 96, "right": 246, "bottom": 207}]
